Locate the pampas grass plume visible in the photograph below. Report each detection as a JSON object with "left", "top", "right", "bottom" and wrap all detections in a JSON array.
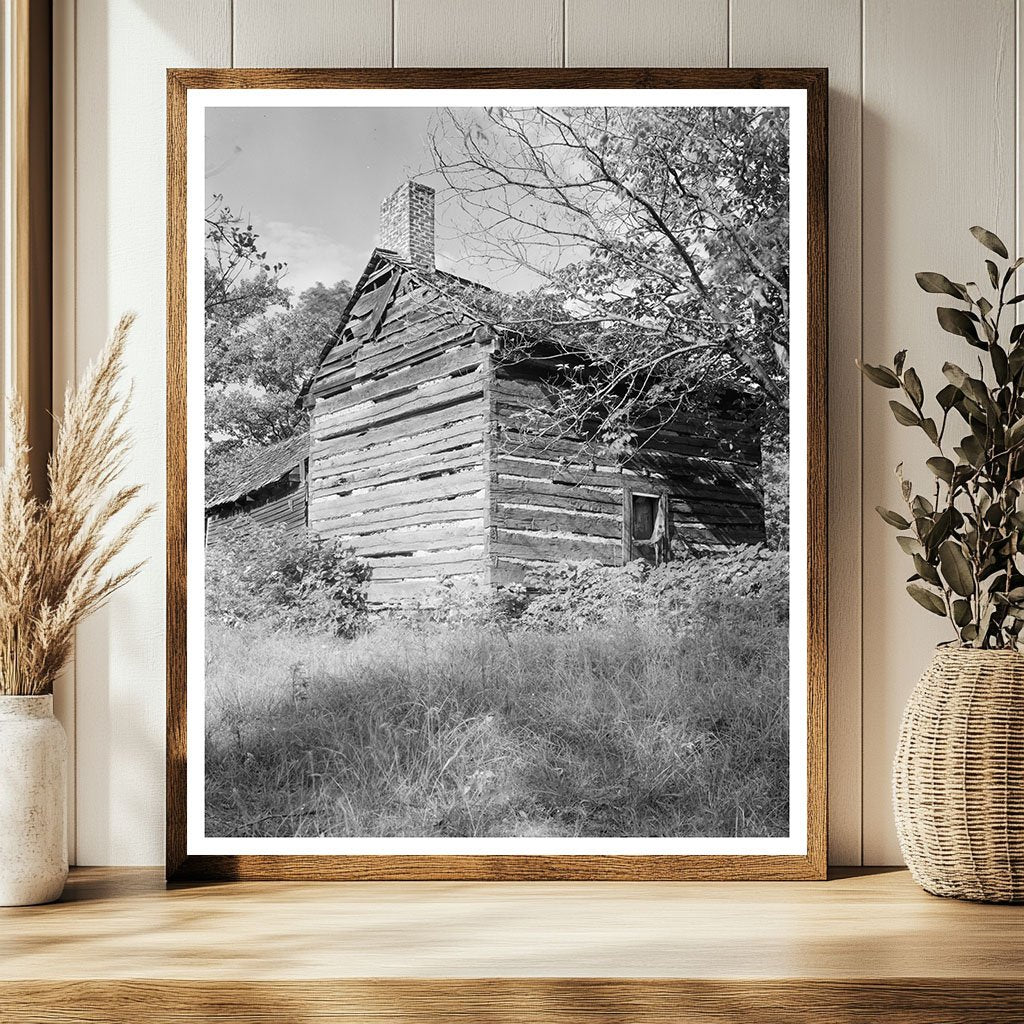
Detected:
[{"left": 0, "top": 313, "right": 153, "bottom": 695}]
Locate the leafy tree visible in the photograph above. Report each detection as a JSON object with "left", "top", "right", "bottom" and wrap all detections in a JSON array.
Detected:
[
  {"left": 205, "top": 278, "right": 352, "bottom": 485},
  {"left": 204, "top": 196, "right": 352, "bottom": 491},
  {"left": 205, "top": 195, "right": 289, "bottom": 333},
  {"left": 431, "top": 105, "right": 791, "bottom": 442}
]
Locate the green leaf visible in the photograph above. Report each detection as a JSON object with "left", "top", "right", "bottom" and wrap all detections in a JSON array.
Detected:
[
  {"left": 915, "top": 272, "right": 970, "bottom": 300},
  {"left": 978, "top": 296, "right": 994, "bottom": 317},
  {"left": 939, "top": 540, "right": 975, "bottom": 597},
  {"left": 970, "top": 226, "right": 1009, "bottom": 259},
  {"left": 925, "top": 507, "right": 956, "bottom": 551},
  {"left": 903, "top": 367, "right": 924, "bottom": 406},
  {"left": 855, "top": 360, "right": 900, "bottom": 388},
  {"left": 952, "top": 599, "right": 972, "bottom": 628},
  {"left": 907, "top": 583, "right": 947, "bottom": 617},
  {"left": 911, "top": 494, "right": 934, "bottom": 517},
  {"left": 961, "top": 624, "right": 980, "bottom": 643},
  {"left": 1006, "top": 294, "right": 1024, "bottom": 306},
  {"left": 897, "top": 535, "right": 925, "bottom": 557},
  {"left": 991, "top": 343, "right": 1010, "bottom": 386},
  {"left": 913, "top": 554, "right": 941, "bottom": 586},
  {"left": 877, "top": 506, "right": 911, "bottom": 530},
  {"left": 936, "top": 383, "right": 960, "bottom": 411},
  {"left": 985, "top": 260, "right": 1000, "bottom": 289},
  {"left": 921, "top": 418, "right": 939, "bottom": 445},
  {"left": 937, "top": 307, "right": 981, "bottom": 343},
  {"left": 1006, "top": 418, "right": 1024, "bottom": 450},
  {"left": 942, "top": 362, "right": 969, "bottom": 389},
  {"left": 893, "top": 349, "right": 907, "bottom": 375},
  {"left": 927, "top": 456, "right": 955, "bottom": 482},
  {"left": 960, "top": 433, "right": 985, "bottom": 467},
  {"left": 889, "top": 400, "right": 921, "bottom": 427}
]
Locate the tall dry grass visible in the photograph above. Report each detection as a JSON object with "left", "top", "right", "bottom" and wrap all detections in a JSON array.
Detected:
[
  {"left": 0, "top": 313, "right": 152, "bottom": 695},
  {"left": 205, "top": 597, "right": 789, "bottom": 839}
]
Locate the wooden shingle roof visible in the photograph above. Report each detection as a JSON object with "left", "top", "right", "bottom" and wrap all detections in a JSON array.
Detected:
[{"left": 205, "top": 432, "right": 309, "bottom": 511}]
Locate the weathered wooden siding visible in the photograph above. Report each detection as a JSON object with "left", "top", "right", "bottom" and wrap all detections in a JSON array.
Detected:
[
  {"left": 308, "top": 263, "right": 490, "bottom": 605},
  {"left": 486, "top": 366, "right": 765, "bottom": 586},
  {"left": 205, "top": 480, "right": 307, "bottom": 547}
]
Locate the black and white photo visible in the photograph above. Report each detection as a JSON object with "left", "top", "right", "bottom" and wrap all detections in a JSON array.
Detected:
[{"left": 169, "top": 74, "right": 825, "bottom": 877}]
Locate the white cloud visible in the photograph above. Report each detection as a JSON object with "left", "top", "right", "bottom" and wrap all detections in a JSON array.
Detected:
[{"left": 257, "top": 220, "right": 365, "bottom": 295}]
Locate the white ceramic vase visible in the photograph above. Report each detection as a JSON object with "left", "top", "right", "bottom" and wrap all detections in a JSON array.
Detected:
[{"left": 0, "top": 695, "right": 68, "bottom": 906}]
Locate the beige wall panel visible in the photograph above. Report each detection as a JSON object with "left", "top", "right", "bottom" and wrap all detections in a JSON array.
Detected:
[
  {"left": 565, "top": 0, "right": 727, "bottom": 66},
  {"left": 52, "top": 0, "right": 77, "bottom": 864},
  {"left": 72, "top": 0, "right": 231, "bottom": 865},
  {"left": 394, "top": 0, "right": 562, "bottom": 67},
  {"left": 731, "top": 0, "right": 863, "bottom": 865},
  {"left": 233, "top": 0, "right": 392, "bottom": 67},
  {"left": 862, "top": 0, "right": 1017, "bottom": 864}
]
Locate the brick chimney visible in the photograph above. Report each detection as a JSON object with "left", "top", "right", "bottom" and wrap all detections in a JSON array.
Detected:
[{"left": 379, "top": 180, "right": 435, "bottom": 271}]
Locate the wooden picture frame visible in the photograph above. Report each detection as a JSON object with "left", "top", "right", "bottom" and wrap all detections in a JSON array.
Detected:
[{"left": 167, "top": 67, "right": 827, "bottom": 882}]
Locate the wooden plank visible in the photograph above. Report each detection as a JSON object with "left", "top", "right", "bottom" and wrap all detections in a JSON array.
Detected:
[
  {"left": 669, "top": 499, "right": 764, "bottom": 527},
  {"left": 861, "top": 0, "right": 1017, "bottom": 865},
  {"left": 367, "top": 578, "right": 438, "bottom": 601},
  {"left": 311, "top": 470, "right": 485, "bottom": 521},
  {"left": 492, "top": 456, "right": 639, "bottom": 490},
  {"left": 565, "top": 0, "right": 728, "bottom": 67},
  {"left": 232, "top": 0, "right": 391, "bottom": 66},
  {"left": 315, "top": 372, "right": 485, "bottom": 437},
  {"left": 311, "top": 493, "right": 485, "bottom": 536},
  {"left": 492, "top": 529, "right": 621, "bottom": 565},
  {"left": 493, "top": 505, "right": 621, "bottom": 540},
  {"left": 317, "top": 404, "right": 486, "bottom": 456},
  {"left": 325, "top": 342, "right": 486, "bottom": 411},
  {"left": 5, "top": 867, "right": 1024, "bottom": 1022},
  {"left": 355, "top": 322, "right": 478, "bottom": 383},
  {"left": 731, "top": 0, "right": 864, "bottom": 871},
  {"left": 491, "top": 478, "right": 622, "bottom": 509},
  {"left": 312, "top": 446, "right": 484, "bottom": 495},
  {"left": 315, "top": 417, "right": 485, "bottom": 473},
  {"left": 345, "top": 526, "right": 486, "bottom": 557},
  {"left": 394, "top": 0, "right": 562, "bottom": 66},
  {"left": 367, "top": 557, "right": 486, "bottom": 580}
]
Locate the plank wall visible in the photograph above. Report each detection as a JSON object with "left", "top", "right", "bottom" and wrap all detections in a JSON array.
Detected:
[
  {"left": 308, "top": 265, "right": 490, "bottom": 605},
  {"left": 205, "top": 480, "right": 307, "bottom": 548},
  {"left": 487, "top": 367, "right": 765, "bottom": 586}
]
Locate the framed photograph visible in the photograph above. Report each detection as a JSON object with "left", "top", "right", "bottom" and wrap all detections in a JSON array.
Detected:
[{"left": 167, "top": 68, "right": 827, "bottom": 881}]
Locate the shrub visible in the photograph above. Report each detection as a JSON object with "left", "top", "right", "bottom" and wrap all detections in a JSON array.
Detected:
[
  {"left": 206, "top": 519, "right": 370, "bottom": 636},
  {"left": 418, "top": 575, "right": 529, "bottom": 627},
  {"left": 520, "top": 546, "right": 788, "bottom": 633}
]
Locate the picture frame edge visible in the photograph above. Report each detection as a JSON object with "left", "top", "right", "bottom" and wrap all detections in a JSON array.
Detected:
[{"left": 166, "top": 67, "right": 829, "bottom": 883}]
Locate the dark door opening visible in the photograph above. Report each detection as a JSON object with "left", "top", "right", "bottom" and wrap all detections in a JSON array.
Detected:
[{"left": 625, "top": 490, "right": 670, "bottom": 565}]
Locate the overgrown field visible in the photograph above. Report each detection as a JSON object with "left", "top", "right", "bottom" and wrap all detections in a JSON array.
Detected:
[{"left": 205, "top": 552, "right": 790, "bottom": 839}]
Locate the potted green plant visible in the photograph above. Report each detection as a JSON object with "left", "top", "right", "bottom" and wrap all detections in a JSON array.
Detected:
[
  {"left": 859, "top": 227, "right": 1024, "bottom": 902},
  {"left": 0, "top": 315, "right": 150, "bottom": 906}
]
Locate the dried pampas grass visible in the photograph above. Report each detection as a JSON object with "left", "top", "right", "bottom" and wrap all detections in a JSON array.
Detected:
[{"left": 0, "top": 313, "right": 153, "bottom": 695}]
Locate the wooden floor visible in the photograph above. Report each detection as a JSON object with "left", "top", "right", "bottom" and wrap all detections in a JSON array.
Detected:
[{"left": 1, "top": 867, "right": 1022, "bottom": 1022}]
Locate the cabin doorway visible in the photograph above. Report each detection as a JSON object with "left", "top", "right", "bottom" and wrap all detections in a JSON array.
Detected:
[{"left": 623, "top": 488, "right": 670, "bottom": 565}]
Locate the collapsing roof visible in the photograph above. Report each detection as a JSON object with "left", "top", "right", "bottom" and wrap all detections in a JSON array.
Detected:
[{"left": 205, "top": 432, "right": 309, "bottom": 511}]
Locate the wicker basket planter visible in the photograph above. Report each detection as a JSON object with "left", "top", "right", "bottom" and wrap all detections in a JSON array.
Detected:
[{"left": 893, "top": 647, "right": 1024, "bottom": 902}]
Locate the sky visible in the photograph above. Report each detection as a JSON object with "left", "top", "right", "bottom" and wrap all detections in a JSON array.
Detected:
[{"left": 205, "top": 106, "right": 530, "bottom": 297}]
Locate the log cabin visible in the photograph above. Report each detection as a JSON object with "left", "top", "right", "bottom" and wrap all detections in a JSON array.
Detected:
[{"left": 206, "top": 181, "right": 766, "bottom": 606}]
